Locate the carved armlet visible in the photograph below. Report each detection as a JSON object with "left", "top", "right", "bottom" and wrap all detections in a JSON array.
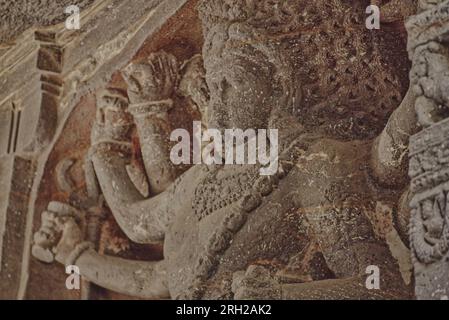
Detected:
[
  {"left": 89, "top": 140, "right": 133, "bottom": 158},
  {"left": 128, "top": 99, "right": 174, "bottom": 117},
  {"left": 66, "top": 241, "right": 95, "bottom": 267}
]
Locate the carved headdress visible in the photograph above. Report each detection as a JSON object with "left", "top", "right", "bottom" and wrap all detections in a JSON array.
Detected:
[
  {"left": 198, "top": 0, "right": 409, "bottom": 140},
  {"left": 198, "top": 0, "right": 301, "bottom": 38}
]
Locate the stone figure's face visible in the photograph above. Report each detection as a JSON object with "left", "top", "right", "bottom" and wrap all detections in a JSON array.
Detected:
[
  {"left": 204, "top": 35, "right": 275, "bottom": 130},
  {"left": 199, "top": 1, "right": 410, "bottom": 139}
]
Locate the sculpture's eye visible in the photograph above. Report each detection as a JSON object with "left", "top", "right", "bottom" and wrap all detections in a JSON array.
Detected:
[{"left": 103, "top": 97, "right": 112, "bottom": 105}]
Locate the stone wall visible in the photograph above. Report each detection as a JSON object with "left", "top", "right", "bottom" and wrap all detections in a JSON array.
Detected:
[
  {"left": 0, "top": 0, "right": 95, "bottom": 43},
  {"left": 0, "top": 0, "right": 191, "bottom": 299}
]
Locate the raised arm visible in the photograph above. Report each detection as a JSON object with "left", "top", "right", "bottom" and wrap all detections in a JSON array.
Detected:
[
  {"left": 89, "top": 88, "right": 172, "bottom": 244},
  {"left": 122, "top": 51, "right": 180, "bottom": 195},
  {"left": 371, "top": 88, "right": 419, "bottom": 187},
  {"left": 89, "top": 140, "right": 170, "bottom": 244}
]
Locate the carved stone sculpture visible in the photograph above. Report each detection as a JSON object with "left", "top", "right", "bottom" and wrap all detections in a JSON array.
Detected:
[{"left": 31, "top": 0, "right": 423, "bottom": 299}]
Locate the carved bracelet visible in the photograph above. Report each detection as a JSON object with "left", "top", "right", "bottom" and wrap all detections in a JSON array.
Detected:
[
  {"left": 129, "top": 99, "right": 173, "bottom": 116},
  {"left": 66, "top": 241, "right": 95, "bottom": 267},
  {"left": 89, "top": 140, "right": 132, "bottom": 157}
]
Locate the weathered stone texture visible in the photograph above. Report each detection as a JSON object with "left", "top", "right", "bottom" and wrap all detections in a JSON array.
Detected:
[
  {"left": 407, "top": 0, "right": 449, "bottom": 300},
  {"left": 0, "top": 156, "right": 35, "bottom": 299},
  {"left": 0, "top": 0, "right": 95, "bottom": 43},
  {"left": 3, "top": 0, "right": 449, "bottom": 300}
]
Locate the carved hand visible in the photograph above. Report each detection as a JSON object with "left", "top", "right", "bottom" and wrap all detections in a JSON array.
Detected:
[
  {"left": 122, "top": 51, "right": 179, "bottom": 104},
  {"left": 32, "top": 202, "right": 85, "bottom": 265}
]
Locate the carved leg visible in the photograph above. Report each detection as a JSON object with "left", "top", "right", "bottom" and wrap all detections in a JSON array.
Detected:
[
  {"left": 300, "top": 205, "right": 412, "bottom": 299},
  {"left": 232, "top": 265, "right": 409, "bottom": 300},
  {"left": 280, "top": 277, "right": 406, "bottom": 300}
]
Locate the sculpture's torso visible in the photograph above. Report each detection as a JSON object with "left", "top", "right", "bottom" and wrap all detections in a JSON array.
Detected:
[{"left": 164, "top": 136, "right": 407, "bottom": 299}]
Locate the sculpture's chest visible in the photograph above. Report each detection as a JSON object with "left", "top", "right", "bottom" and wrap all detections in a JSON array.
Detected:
[
  {"left": 165, "top": 139, "right": 382, "bottom": 299},
  {"left": 192, "top": 167, "right": 259, "bottom": 220},
  {"left": 164, "top": 165, "right": 262, "bottom": 298}
]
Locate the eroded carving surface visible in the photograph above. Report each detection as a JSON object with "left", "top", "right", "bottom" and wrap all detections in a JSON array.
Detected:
[
  {"left": 0, "top": 0, "right": 94, "bottom": 43},
  {"left": 408, "top": 0, "right": 449, "bottom": 300},
  {"left": 19, "top": 0, "right": 449, "bottom": 300}
]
